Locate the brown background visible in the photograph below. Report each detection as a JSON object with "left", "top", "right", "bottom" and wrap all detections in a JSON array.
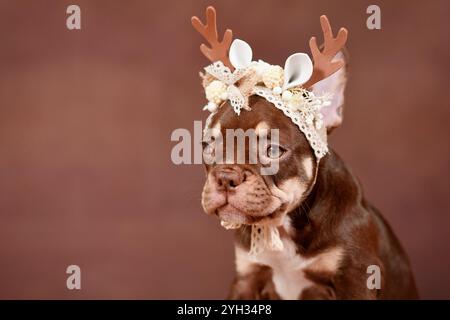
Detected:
[{"left": 0, "top": 0, "right": 449, "bottom": 299}]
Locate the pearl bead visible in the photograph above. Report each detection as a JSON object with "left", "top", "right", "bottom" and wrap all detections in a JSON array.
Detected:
[
  {"left": 204, "top": 102, "right": 218, "bottom": 112},
  {"left": 272, "top": 86, "right": 282, "bottom": 95},
  {"left": 220, "top": 92, "right": 228, "bottom": 100},
  {"left": 282, "top": 90, "right": 293, "bottom": 101},
  {"left": 316, "top": 120, "right": 323, "bottom": 130}
]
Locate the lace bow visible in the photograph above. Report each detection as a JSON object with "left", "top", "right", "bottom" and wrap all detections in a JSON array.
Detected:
[{"left": 204, "top": 61, "right": 251, "bottom": 115}]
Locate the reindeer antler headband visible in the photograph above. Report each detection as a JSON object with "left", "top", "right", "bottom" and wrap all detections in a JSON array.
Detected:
[{"left": 192, "top": 6, "right": 348, "bottom": 159}]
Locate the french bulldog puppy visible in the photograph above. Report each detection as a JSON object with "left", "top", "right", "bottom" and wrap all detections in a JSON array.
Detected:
[{"left": 200, "top": 58, "right": 418, "bottom": 300}]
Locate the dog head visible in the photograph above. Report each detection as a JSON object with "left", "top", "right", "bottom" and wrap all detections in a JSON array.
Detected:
[
  {"left": 192, "top": 7, "right": 348, "bottom": 226},
  {"left": 201, "top": 54, "right": 348, "bottom": 226}
]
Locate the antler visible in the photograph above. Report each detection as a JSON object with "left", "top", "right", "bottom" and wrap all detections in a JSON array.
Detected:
[
  {"left": 303, "top": 15, "right": 348, "bottom": 88},
  {"left": 191, "top": 6, "right": 233, "bottom": 69}
]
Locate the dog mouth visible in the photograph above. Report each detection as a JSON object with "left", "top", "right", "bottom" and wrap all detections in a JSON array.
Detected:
[
  {"left": 215, "top": 203, "right": 283, "bottom": 225},
  {"left": 203, "top": 170, "right": 288, "bottom": 226}
]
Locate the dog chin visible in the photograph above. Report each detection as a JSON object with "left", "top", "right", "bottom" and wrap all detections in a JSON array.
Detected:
[
  {"left": 216, "top": 204, "right": 251, "bottom": 225},
  {"left": 216, "top": 203, "right": 284, "bottom": 225}
]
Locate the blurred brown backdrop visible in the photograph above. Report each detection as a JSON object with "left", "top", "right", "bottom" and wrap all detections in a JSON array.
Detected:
[{"left": 0, "top": 0, "right": 449, "bottom": 299}]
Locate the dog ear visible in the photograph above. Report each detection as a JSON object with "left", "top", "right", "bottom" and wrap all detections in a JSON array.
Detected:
[{"left": 311, "top": 50, "right": 348, "bottom": 133}]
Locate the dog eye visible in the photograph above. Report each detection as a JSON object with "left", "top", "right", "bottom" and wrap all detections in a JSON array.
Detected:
[{"left": 266, "top": 144, "right": 285, "bottom": 159}]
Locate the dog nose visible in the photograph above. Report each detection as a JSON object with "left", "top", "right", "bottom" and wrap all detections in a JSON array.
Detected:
[{"left": 215, "top": 168, "right": 243, "bottom": 190}]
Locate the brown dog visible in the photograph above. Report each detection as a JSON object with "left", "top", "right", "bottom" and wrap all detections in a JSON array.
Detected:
[{"left": 200, "top": 54, "right": 418, "bottom": 300}]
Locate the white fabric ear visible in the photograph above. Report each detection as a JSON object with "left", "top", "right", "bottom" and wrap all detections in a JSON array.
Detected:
[
  {"left": 283, "top": 53, "right": 313, "bottom": 90},
  {"left": 312, "top": 51, "right": 347, "bottom": 131},
  {"left": 229, "top": 39, "right": 253, "bottom": 70}
]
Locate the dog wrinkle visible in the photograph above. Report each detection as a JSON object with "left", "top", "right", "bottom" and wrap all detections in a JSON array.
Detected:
[
  {"left": 227, "top": 174, "right": 282, "bottom": 217},
  {"left": 270, "top": 177, "right": 307, "bottom": 213}
]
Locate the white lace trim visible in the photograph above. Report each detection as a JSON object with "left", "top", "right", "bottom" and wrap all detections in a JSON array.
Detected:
[
  {"left": 249, "top": 224, "right": 284, "bottom": 256},
  {"left": 205, "top": 61, "right": 247, "bottom": 85},
  {"left": 220, "top": 221, "right": 284, "bottom": 256},
  {"left": 253, "top": 86, "right": 328, "bottom": 159}
]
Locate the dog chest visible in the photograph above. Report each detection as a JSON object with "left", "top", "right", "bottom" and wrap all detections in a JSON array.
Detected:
[
  {"left": 235, "top": 234, "right": 344, "bottom": 300},
  {"left": 236, "top": 237, "right": 315, "bottom": 300}
]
